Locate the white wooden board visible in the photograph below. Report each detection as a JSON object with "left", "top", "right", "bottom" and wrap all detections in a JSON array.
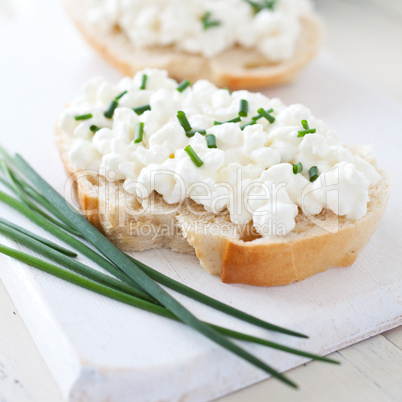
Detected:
[{"left": 0, "top": 1, "right": 401, "bottom": 401}]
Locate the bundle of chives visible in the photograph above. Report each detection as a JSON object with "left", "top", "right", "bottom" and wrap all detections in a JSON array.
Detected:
[
  {"left": 0, "top": 189, "right": 305, "bottom": 339},
  {"left": 0, "top": 151, "right": 339, "bottom": 387},
  {"left": 0, "top": 222, "right": 337, "bottom": 365}
]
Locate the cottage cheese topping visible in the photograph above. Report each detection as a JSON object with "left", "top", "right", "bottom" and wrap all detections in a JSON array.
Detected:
[
  {"left": 60, "top": 69, "right": 381, "bottom": 237},
  {"left": 86, "top": 0, "right": 313, "bottom": 62}
]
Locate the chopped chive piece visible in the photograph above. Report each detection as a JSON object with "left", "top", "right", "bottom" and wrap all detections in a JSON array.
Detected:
[
  {"left": 257, "top": 108, "right": 275, "bottom": 123},
  {"left": 309, "top": 166, "right": 319, "bottom": 182},
  {"left": 140, "top": 74, "right": 148, "bottom": 90},
  {"left": 201, "top": 11, "right": 221, "bottom": 30},
  {"left": 214, "top": 116, "right": 242, "bottom": 125},
  {"left": 293, "top": 162, "right": 303, "bottom": 174},
  {"left": 177, "top": 111, "right": 192, "bottom": 132},
  {"left": 184, "top": 145, "right": 203, "bottom": 167},
  {"left": 298, "top": 120, "right": 316, "bottom": 137},
  {"left": 104, "top": 100, "right": 118, "bottom": 119},
  {"left": 223, "top": 86, "right": 231, "bottom": 94},
  {"left": 74, "top": 113, "right": 93, "bottom": 121},
  {"left": 90, "top": 125, "right": 100, "bottom": 133},
  {"left": 206, "top": 134, "right": 217, "bottom": 148},
  {"left": 114, "top": 90, "right": 127, "bottom": 101},
  {"left": 298, "top": 129, "right": 316, "bottom": 136},
  {"left": 186, "top": 129, "right": 206, "bottom": 137},
  {"left": 240, "top": 120, "right": 257, "bottom": 130},
  {"left": 239, "top": 99, "right": 249, "bottom": 117},
  {"left": 134, "top": 122, "right": 144, "bottom": 143},
  {"left": 132, "top": 104, "right": 151, "bottom": 115},
  {"left": 176, "top": 80, "right": 191, "bottom": 93},
  {"left": 247, "top": 0, "right": 276, "bottom": 13},
  {"left": 251, "top": 114, "right": 264, "bottom": 121}
]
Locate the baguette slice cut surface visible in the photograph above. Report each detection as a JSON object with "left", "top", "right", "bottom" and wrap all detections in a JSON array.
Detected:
[
  {"left": 65, "top": 0, "right": 324, "bottom": 90},
  {"left": 56, "top": 124, "right": 391, "bottom": 286}
]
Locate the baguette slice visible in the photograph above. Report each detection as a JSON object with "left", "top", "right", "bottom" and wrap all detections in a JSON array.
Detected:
[
  {"left": 65, "top": 0, "right": 324, "bottom": 90},
  {"left": 56, "top": 125, "right": 392, "bottom": 286}
]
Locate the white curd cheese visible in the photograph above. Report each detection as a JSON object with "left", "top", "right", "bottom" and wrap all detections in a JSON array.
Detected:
[
  {"left": 86, "top": 0, "right": 313, "bottom": 62},
  {"left": 60, "top": 69, "right": 381, "bottom": 237}
]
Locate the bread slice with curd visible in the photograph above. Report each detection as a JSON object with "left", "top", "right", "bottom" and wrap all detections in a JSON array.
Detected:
[
  {"left": 65, "top": 0, "right": 323, "bottom": 90},
  {"left": 56, "top": 69, "right": 391, "bottom": 286}
]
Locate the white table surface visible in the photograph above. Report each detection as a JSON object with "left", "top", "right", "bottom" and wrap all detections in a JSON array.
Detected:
[{"left": 0, "top": 0, "right": 401, "bottom": 401}]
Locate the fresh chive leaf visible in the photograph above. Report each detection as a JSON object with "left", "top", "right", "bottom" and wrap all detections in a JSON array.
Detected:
[
  {"left": 134, "top": 122, "right": 144, "bottom": 144},
  {"left": 104, "top": 100, "right": 118, "bottom": 119},
  {"left": 257, "top": 108, "right": 275, "bottom": 124},
  {"left": 206, "top": 134, "right": 217, "bottom": 149},
  {"left": 177, "top": 111, "right": 192, "bottom": 132},
  {"left": 90, "top": 125, "right": 100, "bottom": 133},
  {"left": 177, "top": 80, "right": 191, "bottom": 93},
  {"left": 239, "top": 99, "right": 248, "bottom": 117},
  {"left": 114, "top": 90, "right": 127, "bottom": 101},
  {"left": 132, "top": 104, "right": 151, "bottom": 115},
  {"left": 292, "top": 162, "right": 303, "bottom": 174},
  {"left": 298, "top": 120, "right": 316, "bottom": 137},
  {"left": 184, "top": 145, "right": 203, "bottom": 167},
  {"left": 74, "top": 113, "right": 93, "bottom": 121},
  {"left": 186, "top": 129, "right": 206, "bottom": 137},
  {"left": 201, "top": 11, "right": 221, "bottom": 30},
  {"left": 140, "top": 74, "right": 148, "bottom": 90},
  {"left": 0, "top": 218, "right": 77, "bottom": 257},
  {"left": 13, "top": 155, "right": 299, "bottom": 386},
  {"left": 309, "top": 166, "right": 319, "bottom": 182}
]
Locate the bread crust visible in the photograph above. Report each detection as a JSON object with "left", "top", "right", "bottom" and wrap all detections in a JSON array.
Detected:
[
  {"left": 65, "top": 0, "right": 324, "bottom": 90},
  {"left": 55, "top": 124, "right": 392, "bottom": 286}
]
